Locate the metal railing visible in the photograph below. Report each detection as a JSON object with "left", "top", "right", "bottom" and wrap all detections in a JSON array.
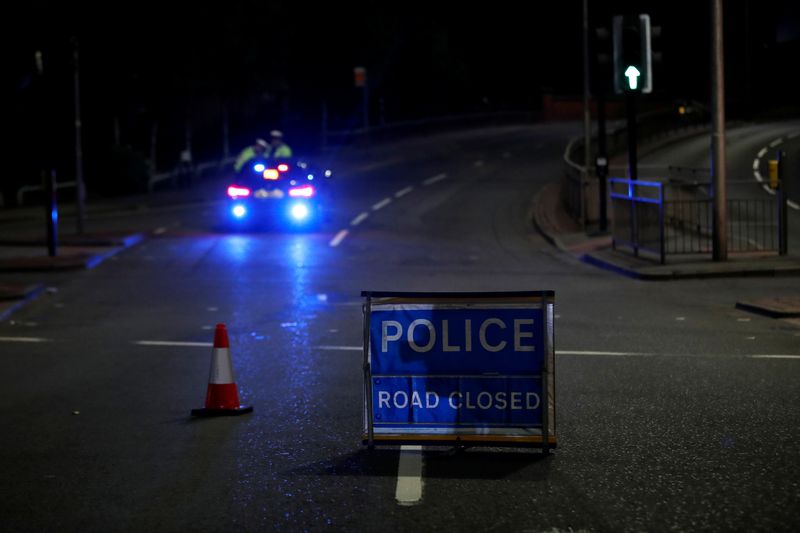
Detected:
[
  {"left": 665, "top": 197, "right": 777, "bottom": 254},
  {"left": 610, "top": 177, "right": 785, "bottom": 263},
  {"left": 610, "top": 178, "right": 665, "bottom": 263}
]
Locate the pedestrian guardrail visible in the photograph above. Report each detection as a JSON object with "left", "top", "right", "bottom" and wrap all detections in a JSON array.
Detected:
[
  {"left": 610, "top": 178, "right": 665, "bottom": 263},
  {"left": 610, "top": 177, "right": 786, "bottom": 263},
  {"left": 17, "top": 181, "right": 76, "bottom": 206}
]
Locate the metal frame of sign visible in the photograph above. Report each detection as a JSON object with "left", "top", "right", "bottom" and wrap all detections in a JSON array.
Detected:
[{"left": 361, "top": 291, "right": 556, "bottom": 453}]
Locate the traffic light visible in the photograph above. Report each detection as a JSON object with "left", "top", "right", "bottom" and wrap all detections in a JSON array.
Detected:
[{"left": 613, "top": 14, "right": 652, "bottom": 94}]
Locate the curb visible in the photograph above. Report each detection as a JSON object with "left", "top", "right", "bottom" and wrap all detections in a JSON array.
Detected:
[{"left": 735, "top": 298, "right": 800, "bottom": 318}]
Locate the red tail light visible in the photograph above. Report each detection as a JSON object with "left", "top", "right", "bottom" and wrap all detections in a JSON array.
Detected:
[
  {"left": 277, "top": 163, "right": 289, "bottom": 172},
  {"left": 227, "top": 185, "right": 251, "bottom": 198},
  {"left": 288, "top": 185, "right": 315, "bottom": 198}
]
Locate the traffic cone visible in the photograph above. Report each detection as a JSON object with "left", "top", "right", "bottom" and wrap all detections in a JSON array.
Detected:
[{"left": 191, "top": 323, "right": 253, "bottom": 417}]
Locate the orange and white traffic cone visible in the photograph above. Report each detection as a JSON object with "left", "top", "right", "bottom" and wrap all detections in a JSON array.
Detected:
[{"left": 191, "top": 323, "right": 253, "bottom": 417}]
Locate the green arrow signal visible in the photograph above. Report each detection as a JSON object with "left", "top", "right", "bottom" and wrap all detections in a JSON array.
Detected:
[{"left": 625, "top": 65, "right": 641, "bottom": 90}]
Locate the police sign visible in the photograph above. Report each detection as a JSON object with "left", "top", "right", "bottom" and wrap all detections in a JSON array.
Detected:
[{"left": 362, "top": 291, "right": 556, "bottom": 450}]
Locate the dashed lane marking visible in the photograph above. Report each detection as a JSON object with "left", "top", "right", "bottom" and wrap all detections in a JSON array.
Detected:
[
  {"left": 0, "top": 336, "right": 50, "bottom": 343},
  {"left": 394, "top": 186, "right": 414, "bottom": 198},
  {"left": 372, "top": 198, "right": 392, "bottom": 211},
  {"left": 423, "top": 173, "right": 448, "bottom": 186},
  {"left": 752, "top": 159, "right": 760, "bottom": 170},
  {"left": 769, "top": 138, "right": 784, "bottom": 148},
  {"left": 351, "top": 212, "right": 369, "bottom": 226},
  {"left": 329, "top": 230, "right": 349, "bottom": 247},
  {"left": 395, "top": 445, "right": 423, "bottom": 506},
  {"left": 750, "top": 355, "right": 800, "bottom": 360},
  {"left": 758, "top": 147, "right": 768, "bottom": 158}
]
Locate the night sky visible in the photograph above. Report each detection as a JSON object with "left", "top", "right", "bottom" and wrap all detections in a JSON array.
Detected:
[{"left": 3, "top": 1, "right": 798, "bottom": 198}]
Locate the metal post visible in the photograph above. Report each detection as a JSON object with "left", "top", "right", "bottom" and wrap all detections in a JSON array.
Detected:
[
  {"left": 581, "top": 0, "right": 591, "bottom": 231},
  {"left": 540, "top": 292, "right": 550, "bottom": 455},
  {"left": 362, "top": 296, "right": 374, "bottom": 449},
  {"left": 36, "top": 50, "right": 58, "bottom": 257},
  {"left": 596, "top": 90, "right": 608, "bottom": 233},
  {"left": 711, "top": 0, "right": 728, "bottom": 261},
  {"left": 45, "top": 169, "right": 58, "bottom": 257},
  {"left": 778, "top": 151, "right": 788, "bottom": 255},
  {"left": 625, "top": 91, "right": 638, "bottom": 181},
  {"left": 72, "top": 37, "right": 86, "bottom": 234}
]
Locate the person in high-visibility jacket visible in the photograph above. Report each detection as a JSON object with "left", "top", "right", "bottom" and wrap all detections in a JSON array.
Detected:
[
  {"left": 269, "top": 130, "right": 293, "bottom": 159},
  {"left": 233, "top": 138, "right": 269, "bottom": 172}
]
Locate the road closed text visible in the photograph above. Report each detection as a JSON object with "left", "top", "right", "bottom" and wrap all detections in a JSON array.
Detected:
[
  {"left": 371, "top": 376, "right": 544, "bottom": 425},
  {"left": 377, "top": 389, "right": 540, "bottom": 411}
]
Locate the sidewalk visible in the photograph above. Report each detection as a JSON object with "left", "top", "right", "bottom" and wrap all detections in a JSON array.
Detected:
[
  {"left": 532, "top": 180, "right": 800, "bottom": 281},
  {"left": 0, "top": 182, "right": 201, "bottom": 320},
  {"left": 532, "top": 180, "right": 800, "bottom": 319}
]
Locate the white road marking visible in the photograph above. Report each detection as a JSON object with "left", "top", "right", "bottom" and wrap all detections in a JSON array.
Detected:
[
  {"left": 751, "top": 355, "right": 800, "bottom": 359},
  {"left": 676, "top": 317, "right": 686, "bottom": 321},
  {"left": 395, "top": 445, "right": 423, "bottom": 506},
  {"left": 154, "top": 227, "right": 167, "bottom": 235},
  {"left": 207, "top": 307, "right": 218, "bottom": 312},
  {"left": 737, "top": 318, "right": 751, "bottom": 322},
  {"left": 351, "top": 212, "right": 369, "bottom": 226},
  {"left": 372, "top": 198, "right": 392, "bottom": 211},
  {"left": 752, "top": 159, "right": 760, "bottom": 170},
  {"left": 757, "top": 147, "right": 768, "bottom": 158},
  {"left": 788, "top": 131, "right": 800, "bottom": 140},
  {"left": 754, "top": 170, "right": 762, "bottom": 182},
  {"left": 769, "top": 138, "right": 784, "bottom": 148},
  {"left": 502, "top": 152, "right": 511, "bottom": 159},
  {"left": 423, "top": 173, "right": 448, "bottom": 186},
  {"left": 329, "top": 229, "right": 349, "bottom": 247},
  {"left": 135, "top": 341, "right": 212, "bottom": 347},
  {"left": 0, "top": 336, "right": 49, "bottom": 343},
  {"left": 315, "top": 345, "right": 361, "bottom": 351},
  {"left": 394, "top": 186, "right": 414, "bottom": 198},
  {"left": 762, "top": 184, "right": 776, "bottom": 195},
  {"left": 789, "top": 200, "right": 799, "bottom": 210},
  {"left": 559, "top": 350, "right": 652, "bottom": 356},
  {"left": 473, "top": 160, "right": 484, "bottom": 167}
]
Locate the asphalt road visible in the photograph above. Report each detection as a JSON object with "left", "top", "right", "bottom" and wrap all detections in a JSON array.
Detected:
[{"left": 1, "top": 123, "right": 799, "bottom": 532}]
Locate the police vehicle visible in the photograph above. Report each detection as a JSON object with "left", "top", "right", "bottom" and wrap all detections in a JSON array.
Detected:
[{"left": 224, "top": 158, "right": 333, "bottom": 229}]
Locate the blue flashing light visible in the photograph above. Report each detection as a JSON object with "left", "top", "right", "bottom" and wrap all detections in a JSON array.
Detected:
[
  {"left": 290, "top": 203, "right": 310, "bottom": 221},
  {"left": 253, "top": 163, "right": 266, "bottom": 173},
  {"left": 232, "top": 205, "right": 247, "bottom": 218}
]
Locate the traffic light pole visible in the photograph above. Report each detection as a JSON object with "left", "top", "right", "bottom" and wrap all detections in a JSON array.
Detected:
[{"left": 625, "top": 90, "right": 638, "bottom": 181}]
